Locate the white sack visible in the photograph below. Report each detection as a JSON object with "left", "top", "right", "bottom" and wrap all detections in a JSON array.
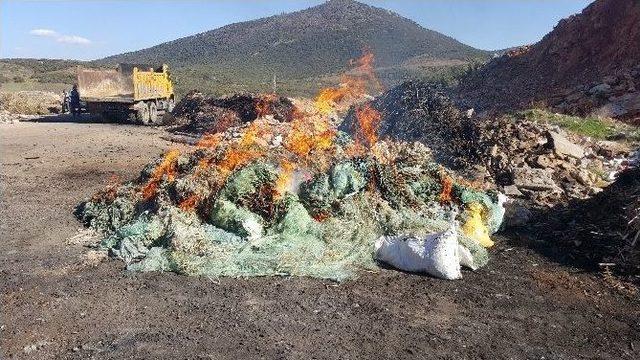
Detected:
[{"left": 374, "top": 226, "right": 462, "bottom": 280}]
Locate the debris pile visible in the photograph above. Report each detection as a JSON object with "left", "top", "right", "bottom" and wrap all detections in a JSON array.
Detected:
[
  {"left": 0, "top": 91, "right": 62, "bottom": 115},
  {"left": 460, "top": 116, "right": 628, "bottom": 207},
  {"left": 340, "top": 81, "right": 469, "bottom": 166},
  {"left": 170, "top": 92, "right": 296, "bottom": 137},
  {"left": 0, "top": 109, "right": 15, "bottom": 124},
  {"left": 345, "top": 80, "right": 633, "bottom": 209}
]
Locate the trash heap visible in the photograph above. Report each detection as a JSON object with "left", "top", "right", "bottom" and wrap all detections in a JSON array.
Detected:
[
  {"left": 76, "top": 115, "right": 504, "bottom": 281},
  {"left": 344, "top": 80, "right": 634, "bottom": 209},
  {"left": 170, "top": 91, "right": 296, "bottom": 136}
]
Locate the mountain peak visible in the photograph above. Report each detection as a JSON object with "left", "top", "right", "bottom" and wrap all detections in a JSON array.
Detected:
[{"left": 100, "top": 0, "right": 486, "bottom": 94}]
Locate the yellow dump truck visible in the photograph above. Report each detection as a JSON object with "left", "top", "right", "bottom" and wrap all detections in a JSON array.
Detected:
[{"left": 77, "top": 63, "right": 174, "bottom": 125}]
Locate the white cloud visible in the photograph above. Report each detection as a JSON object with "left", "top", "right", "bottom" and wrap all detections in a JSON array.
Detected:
[
  {"left": 29, "top": 28, "right": 91, "bottom": 45},
  {"left": 30, "top": 28, "right": 59, "bottom": 37},
  {"left": 56, "top": 35, "right": 91, "bottom": 45}
]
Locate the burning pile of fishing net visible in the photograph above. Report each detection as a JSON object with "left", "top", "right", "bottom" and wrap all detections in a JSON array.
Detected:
[
  {"left": 76, "top": 115, "right": 504, "bottom": 281},
  {"left": 75, "top": 50, "right": 505, "bottom": 281}
]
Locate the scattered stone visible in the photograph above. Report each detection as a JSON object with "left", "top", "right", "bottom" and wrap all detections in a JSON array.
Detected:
[
  {"left": 512, "top": 167, "right": 558, "bottom": 191},
  {"left": 504, "top": 203, "right": 533, "bottom": 227},
  {"left": 23, "top": 340, "right": 49, "bottom": 354},
  {"left": 534, "top": 155, "right": 554, "bottom": 169},
  {"left": 503, "top": 185, "right": 523, "bottom": 197},
  {"left": 547, "top": 131, "right": 585, "bottom": 159},
  {"left": 596, "top": 140, "right": 629, "bottom": 158}
]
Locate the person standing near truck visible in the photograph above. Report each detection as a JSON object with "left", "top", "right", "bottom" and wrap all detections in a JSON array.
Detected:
[
  {"left": 61, "top": 90, "right": 68, "bottom": 113},
  {"left": 69, "top": 84, "right": 80, "bottom": 118}
]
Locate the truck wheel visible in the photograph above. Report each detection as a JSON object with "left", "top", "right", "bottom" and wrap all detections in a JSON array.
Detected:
[
  {"left": 148, "top": 102, "right": 159, "bottom": 124},
  {"left": 135, "top": 104, "right": 151, "bottom": 125}
]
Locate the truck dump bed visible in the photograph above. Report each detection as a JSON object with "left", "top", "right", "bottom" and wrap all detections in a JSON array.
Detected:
[
  {"left": 78, "top": 64, "right": 173, "bottom": 103},
  {"left": 78, "top": 68, "right": 134, "bottom": 102}
]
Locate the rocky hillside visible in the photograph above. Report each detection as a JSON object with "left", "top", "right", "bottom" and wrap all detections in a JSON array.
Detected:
[
  {"left": 457, "top": 0, "right": 640, "bottom": 122},
  {"left": 100, "top": 0, "right": 487, "bottom": 81}
]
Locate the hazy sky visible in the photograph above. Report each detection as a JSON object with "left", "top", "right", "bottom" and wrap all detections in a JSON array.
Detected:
[{"left": 1, "top": 0, "right": 592, "bottom": 60}]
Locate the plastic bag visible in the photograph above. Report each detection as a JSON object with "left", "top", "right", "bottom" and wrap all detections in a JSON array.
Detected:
[
  {"left": 462, "top": 203, "right": 494, "bottom": 248},
  {"left": 374, "top": 225, "right": 462, "bottom": 280}
]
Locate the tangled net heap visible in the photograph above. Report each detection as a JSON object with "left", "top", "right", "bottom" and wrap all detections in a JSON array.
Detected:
[
  {"left": 77, "top": 116, "right": 504, "bottom": 280},
  {"left": 76, "top": 51, "right": 504, "bottom": 281}
]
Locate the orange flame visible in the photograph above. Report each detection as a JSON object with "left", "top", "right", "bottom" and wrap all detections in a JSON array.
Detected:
[
  {"left": 142, "top": 149, "right": 181, "bottom": 200},
  {"left": 284, "top": 116, "right": 336, "bottom": 158},
  {"left": 314, "top": 49, "right": 382, "bottom": 114},
  {"left": 354, "top": 103, "right": 381, "bottom": 148},
  {"left": 179, "top": 194, "right": 200, "bottom": 212},
  {"left": 275, "top": 159, "right": 295, "bottom": 197}
]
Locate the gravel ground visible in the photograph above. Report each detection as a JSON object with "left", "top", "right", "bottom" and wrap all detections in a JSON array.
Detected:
[{"left": 1, "top": 118, "right": 639, "bottom": 359}]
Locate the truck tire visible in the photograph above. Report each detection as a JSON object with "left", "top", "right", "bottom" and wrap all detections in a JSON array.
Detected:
[
  {"left": 135, "top": 103, "right": 151, "bottom": 125},
  {"left": 148, "top": 102, "right": 159, "bottom": 124}
]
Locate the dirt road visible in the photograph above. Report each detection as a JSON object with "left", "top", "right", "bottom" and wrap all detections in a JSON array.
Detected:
[{"left": 1, "top": 120, "right": 639, "bottom": 359}]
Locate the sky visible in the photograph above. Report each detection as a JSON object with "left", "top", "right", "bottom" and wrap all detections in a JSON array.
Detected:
[{"left": 1, "top": 0, "right": 593, "bottom": 60}]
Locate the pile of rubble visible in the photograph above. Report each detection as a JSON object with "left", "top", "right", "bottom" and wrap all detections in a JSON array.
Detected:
[
  {"left": 170, "top": 91, "right": 296, "bottom": 137},
  {"left": 464, "top": 116, "right": 631, "bottom": 208},
  {"left": 0, "top": 108, "right": 15, "bottom": 124},
  {"left": 548, "top": 65, "right": 640, "bottom": 123},
  {"left": 343, "top": 81, "right": 633, "bottom": 210}
]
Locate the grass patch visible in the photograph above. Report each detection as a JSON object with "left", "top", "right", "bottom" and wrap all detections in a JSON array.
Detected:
[{"left": 517, "top": 109, "right": 640, "bottom": 141}]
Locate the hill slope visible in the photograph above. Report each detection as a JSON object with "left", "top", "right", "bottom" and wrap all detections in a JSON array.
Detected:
[
  {"left": 457, "top": 0, "right": 640, "bottom": 119},
  {"left": 100, "top": 0, "right": 487, "bottom": 92}
]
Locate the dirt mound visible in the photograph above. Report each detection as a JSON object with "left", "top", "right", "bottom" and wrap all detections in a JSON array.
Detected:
[
  {"left": 170, "top": 91, "right": 296, "bottom": 136},
  {"left": 457, "top": 0, "right": 640, "bottom": 121},
  {"left": 0, "top": 91, "right": 62, "bottom": 115}
]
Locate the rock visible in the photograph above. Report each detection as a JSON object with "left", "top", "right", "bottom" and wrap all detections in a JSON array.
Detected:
[
  {"left": 596, "top": 141, "right": 628, "bottom": 158},
  {"left": 606, "top": 132, "right": 628, "bottom": 141},
  {"left": 503, "top": 185, "right": 523, "bottom": 197},
  {"left": 512, "top": 167, "right": 558, "bottom": 191},
  {"left": 23, "top": 340, "right": 49, "bottom": 354},
  {"left": 534, "top": 155, "right": 554, "bottom": 169},
  {"left": 465, "top": 108, "right": 475, "bottom": 118},
  {"left": 618, "top": 92, "right": 640, "bottom": 112},
  {"left": 572, "top": 169, "right": 596, "bottom": 186},
  {"left": 589, "top": 83, "right": 612, "bottom": 96},
  {"left": 503, "top": 203, "right": 533, "bottom": 227},
  {"left": 547, "top": 131, "right": 584, "bottom": 159},
  {"left": 596, "top": 102, "right": 628, "bottom": 118}
]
